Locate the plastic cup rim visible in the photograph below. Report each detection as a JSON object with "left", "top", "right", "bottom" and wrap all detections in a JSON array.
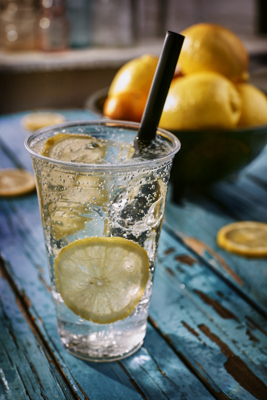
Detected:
[{"left": 24, "top": 119, "right": 181, "bottom": 171}]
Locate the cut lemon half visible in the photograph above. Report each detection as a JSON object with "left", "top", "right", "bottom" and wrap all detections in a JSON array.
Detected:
[
  {"left": 22, "top": 112, "right": 65, "bottom": 131},
  {"left": 217, "top": 221, "right": 267, "bottom": 257},
  {"left": 54, "top": 237, "right": 150, "bottom": 323},
  {"left": 0, "top": 169, "right": 35, "bottom": 197}
]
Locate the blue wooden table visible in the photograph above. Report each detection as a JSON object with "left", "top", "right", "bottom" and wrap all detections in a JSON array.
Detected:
[{"left": 0, "top": 110, "right": 267, "bottom": 400}]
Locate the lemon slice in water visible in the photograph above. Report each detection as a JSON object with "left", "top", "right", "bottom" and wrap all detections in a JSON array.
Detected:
[
  {"left": 39, "top": 133, "right": 109, "bottom": 239},
  {"left": 54, "top": 237, "right": 150, "bottom": 324},
  {"left": 217, "top": 221, "right": 267, "bottom": 257},
  {"left": 40, "top": 132, "right": 109, "bottom": 205},
  {"left": 50, "top": 204, "right": 91, "bottom": 241}
]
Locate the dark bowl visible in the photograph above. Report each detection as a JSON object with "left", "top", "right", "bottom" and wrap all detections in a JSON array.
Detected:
[{"left": 85, "top": 88, "right": 267, "bottom": 187}]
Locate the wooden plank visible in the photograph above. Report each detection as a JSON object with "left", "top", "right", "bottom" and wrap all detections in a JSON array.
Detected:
[
  {"left": 150, "top": 230, "right": 267, "bottom": 400},
  {"left": 241, "top": 145, "right": 267, "bottom": 185},
  {"left": 0, "top": 267, "right": 76, "bottom": 400},
  {"left": 121, "top": 324, "right": 213, "bottom": 400},
  {"left": 165, "top": 186, "right": 267, "bottom": 314},
  {"left": 0, "top": 112, "right": 214, "bottom": 400},
  {"left": 208, "top": 179, "right": 267, "bottom": 222},
  {"left": 231, "top": 175, "right": 267, "bottom": 210}
]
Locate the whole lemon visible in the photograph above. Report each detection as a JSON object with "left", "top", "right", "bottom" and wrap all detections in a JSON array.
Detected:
[
  {"left": 179, "top": 23, "right": 249, "bottom": 83},
  {"left": 236, "top": 83, "right": 267, "bottom": 127},
  {"left": 108, "top": 54, "right": 158, "bottom": 97},
  {"left": 103, "top": 91, "right": 147, "bottom": 122},
  {"left": 159, "top": 72, "right": 241, "bottom": 130}
]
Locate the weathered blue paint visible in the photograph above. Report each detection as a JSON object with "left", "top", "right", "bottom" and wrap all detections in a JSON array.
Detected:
[
  {"left": 152, "top": 232, "right": 267, "bottom": 387},
  {"left": 165, "top": 179, "right": 267, "bottom": 312},
  {"left": 1, "top": 111, "right": 267, "bottom": 399},
  {"left": 0, "top": 272, "right": 77, "bottom": 400}
]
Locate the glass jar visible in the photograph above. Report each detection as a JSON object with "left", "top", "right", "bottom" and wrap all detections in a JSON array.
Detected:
[
  {"left": 38, "top": 0, "right": 69, "bottom": 51},
  {"left": 0, "top": 0, "right": 37, "bottom": 51}
]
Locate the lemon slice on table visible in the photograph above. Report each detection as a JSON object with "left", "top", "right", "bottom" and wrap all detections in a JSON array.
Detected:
[
  {"left": 54, "top": 237, "right": 150, "bottom": 324},
  {"left": 22, "top": 112, "right": 65, "bottom": 131},
  {"left": 217, "top": 221, "right": 267, "bottom": 257},
  {"left": 0, "top": 169, "right": 35, "bottom": 197}
]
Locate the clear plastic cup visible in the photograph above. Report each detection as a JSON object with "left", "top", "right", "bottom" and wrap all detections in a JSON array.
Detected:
[{"left": 25, "top": 120, "right": 180, "bottom": 362}]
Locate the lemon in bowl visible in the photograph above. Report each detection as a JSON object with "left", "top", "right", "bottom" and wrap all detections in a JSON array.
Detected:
[
  {"left": 99, "top": 54, "right": 158, "bottom": 123},
  {"left": 108, "top": 54, "right": 158, "bottom": 97},
  {"left": 178, "top": 23, "right": 249, "bottom": 83},
  {"left": 158, "top": 71, "right": 267, "bottom": 187},
  {"left": 159, "top": 71, "right": 242, "bottom": 131}
]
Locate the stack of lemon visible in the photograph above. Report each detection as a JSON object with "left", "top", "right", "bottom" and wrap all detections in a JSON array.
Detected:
[{"left": 103, "top": 23, "right": 267, "bottom": 131}]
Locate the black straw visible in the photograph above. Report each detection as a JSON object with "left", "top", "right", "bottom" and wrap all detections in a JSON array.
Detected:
[{"left": 134, "top": 31, "right": 184, "bottom": 150}]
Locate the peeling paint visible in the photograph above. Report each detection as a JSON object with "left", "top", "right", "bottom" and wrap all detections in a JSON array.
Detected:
[
  {"left": 38, "top": 273, "right": 51, "bottom": 292},
  {"left": 156, "top": 365, "right": 167, "bottom": 378},
  {"left": 175, "top": 254, "right": 197, "bottom": 266},
  {"left": 165, "top": 248, "right": 175, "bottom": 255},
  {"left": 181, "top": 321, "right": 208, "bottom": 347},
  {"left": 0, "top": 256, "right": 7, "bottom": 279},
  {"left": 246, "top": 316, "right": 267, "bottom": 336},
  {"left": 21, "top": 290, "right": 32, "bottom": 308},
  {"left": 165, "top": 267, "right": 175, "bottom": 276},
  {"left": 118, "top": 362, "right": 148, "bottom": 400},
  {"left": 37, "top": 265, "right": 44, "bottom": 274},
  {"left": 195, "top": 290, "right": 239, "bottom": 321},
  {"left": 8, "top": 329, "right": 19, "bottom": 349},
  {"left": 148, "top": 316, "right": 159, "bottom": 329},
  {"left": 181, "top": 235, "right": 244, "bottom": 286},
  {"left": 72, "top": 377, "right": 90, "bottom": 400},
  {"left": 199, "top": 324, "right": 267, "bottom": 400},
  {"left": 182, "top": 321, "right": 200, "bottom": 338},
  {"left": 246, "top": 328, "right": 260, "bottom": 342}
]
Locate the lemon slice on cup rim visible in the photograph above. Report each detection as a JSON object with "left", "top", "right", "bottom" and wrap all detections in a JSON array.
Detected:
[
  {"left": 54, "top": 237, "right": 150, "bottom": 324},
  {"left": 217, "top": 221, "right": 267, "bottom": 257}
]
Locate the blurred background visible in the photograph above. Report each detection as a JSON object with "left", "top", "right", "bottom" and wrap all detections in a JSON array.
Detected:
[{"left": 0, "top": 0, "right": 267, "bottom": 115}]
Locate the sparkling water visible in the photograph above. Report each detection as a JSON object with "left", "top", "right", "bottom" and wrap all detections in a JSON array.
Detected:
[{"left": 28, "top": 122, "right": 177, "bottom": 361}]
